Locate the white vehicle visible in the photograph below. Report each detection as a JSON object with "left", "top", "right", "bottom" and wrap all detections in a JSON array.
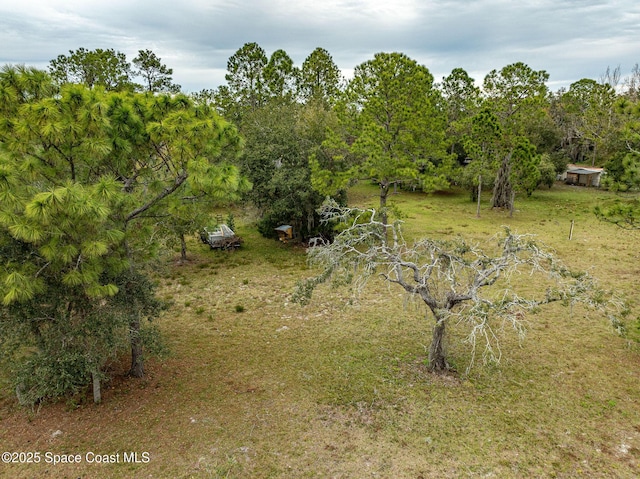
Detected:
[{"left": 200, "top": 224, "right": 241, "bottom": 249}]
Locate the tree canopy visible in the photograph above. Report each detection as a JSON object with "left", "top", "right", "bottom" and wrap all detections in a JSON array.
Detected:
[
  {"left": 474, "top": 63, "right": 551, "bottom": 209},
  {"left": 299, "top": 47, "right": 343, "bottom": 104},
  {"left": 48, "top": 47, "right": 181, "bottom": 94},
  {"left": 133, "top": 49, "right": 182, "bottom": 93},
  {"left": 594, "top": 96, "right": 640, "bottom": 228},
  {"left": 314, "top": 52, "right": 453, "bottom": 224},
  {"left": 0, "top": 65, "right": 246, "bottom": 403}
]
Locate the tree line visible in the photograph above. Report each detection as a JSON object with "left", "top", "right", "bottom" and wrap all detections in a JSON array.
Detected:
[
  {"left": 203, "top": 43, "right": 640, "bottom": 231},
  {"left": 1, "top": 43, "right": 639, "bottom": 405}
]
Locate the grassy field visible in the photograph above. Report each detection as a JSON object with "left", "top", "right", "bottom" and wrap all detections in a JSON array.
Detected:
[{"left": 1, "top": 183, "right": 639, "bottom": 478}]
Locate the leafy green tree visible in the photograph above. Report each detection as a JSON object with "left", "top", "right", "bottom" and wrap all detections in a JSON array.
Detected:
[
  {"left": 0, "top": 66, "right": 245, "bottom": 402},
  {"left": 0, "top": 72, "right": 127, "bottom": 402},
  {"left": 115, "top": 93, "right": 243, "bottom": 376},
  {"left": 538, "top": 153, "right": 558, "bottom": 189},
  {"left": 49, "top": 47, "right": 134, "bottom": 91},
  {"left": 224, "top": 42, "right": 268, "bottom": 111},
  {"left": 482, "top": 62, "right": 549, "bottom": 208},
  {"left": 595, "top": 97, "right": 640, "bottom": 228},
  {"left": 594, "top": 198, "right": 640, "bottom": 229},
  {"left": 132, "top": 49, "right": 181, "bottom": 93},
  {"left": 461, "top": 109, "right": 504, "bottom": 201},
  {"left": 240, "top": 99, "right": 332, "bottom": 239},
  {"left": 190, "top": 88, "right": 216, "bottom": 106},
  {"left": 439, "top": 67, "right": 481, "bottom": 158},
  {"left": 264, "top": 49, "right": 298, "bottom": 99},
  {"left": 463, "top": 111, "right": 548, "bottom": 203},
  {"left": 321, "top": 52, "right": 451, "bottom": 224},
  {"left": 216, "top": 45, "right": 340, "bottom": 240},
  {"left": 0, "top": 64, "right": 56, "bottom": 109},
  {"left": 0, "top": 151, "right": 135, "bottom": 404},
  {"left": 560, "top": 79, "right": 619, "bottom": 166},
  {"left": 163, "top": 163, "right": 250, "bottom": 261},
  {"left": 510, "top": 137, "right": 542, "bottom": 197},
  {"left": 483, "top": 62, "right": 549, "bottom": 121},
  {"left": 299, "top": 47, "right": 342, "bottom": 104}
]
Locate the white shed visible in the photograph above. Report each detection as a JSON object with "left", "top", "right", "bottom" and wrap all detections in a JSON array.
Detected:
[{"left": 560, "top": 164, "right": 604, "bottom": 187}]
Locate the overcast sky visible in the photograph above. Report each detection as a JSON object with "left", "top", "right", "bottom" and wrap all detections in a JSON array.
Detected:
[{"left": 1, "top": 0, "right": 639, "bottom": 93}]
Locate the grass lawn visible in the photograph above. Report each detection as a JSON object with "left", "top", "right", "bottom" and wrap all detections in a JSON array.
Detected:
[{"left": 1, "top": 183, "right": 639, "bottom": 478}]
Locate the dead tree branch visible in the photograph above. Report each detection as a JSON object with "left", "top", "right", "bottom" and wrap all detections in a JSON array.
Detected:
[{"left": 294, "top": 201, "right": 626, "bottom": 373}]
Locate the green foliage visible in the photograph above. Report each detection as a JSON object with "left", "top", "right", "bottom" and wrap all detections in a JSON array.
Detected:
[
  {"left": 299, "top": 47, "right": 343, "bottom": 104},
  {"left": 483, "top": 62, "right": 549, "bottom": 122},
  {"left": 214, "top": 46, "right": 343, "bottom": 241},
  {"left": 480, "top": 62, "right": 550, "bottom": 208},
  {"left": 317, "top": 52, "right": 452, "bottom": 222},
  {"left": 215, "top": 46, "right": 345, "bottom": 240},
  {"left": 240, "top": 99, "right": 336, "bottom": 239},
  {"left": 49, "top": 47, "right": 134, "bottom": 91},
  {"left": 596, "top": 96, "right": 640, "bottom": 228},
  {"left": 0, "top": 156, "right": 126, "bottom": 305},
  {"left": 348, "top": 53, "right": 450, "bottom": 187},
  {"left": 224, "top": 42, "right": 268, "bottom": 112},
  {"left": 2, "top": 266, "right": 164, "bottom": 406},
  {"left": 132, "top": 49, "right": 181, "bottom": 93},
  {"left": 459, "top": 160, "right": 496, "bottom": 202},
  {"left": 225, "top": 213, "right": 236, "bottom": 232},
  {"left": 547, "top": 150, "right": 570, "bottom": 175},
  {"left": 460, "top": 109, "right": 503, "bottom": 198},
  {"left": 559, "top": 79, "right": 620, "bottom": 166},
  {"left": 48, "top": 47, "right": 180, "bottom": 95},
  {"left": 510, "top": 137, "right": 542, "bottom": 196},
  {"left": 595, "top": 198, "right": 640, "bottom": 229},
  {"left": 264, "top": 49, "right": 298, "bottom": 99},
  {"left": 439, "top": 67, "right": 482, "bottom": 162},
  {"left": 601, "top": 99, "right": 640, "bottom": 191},
  {"left": 537, "top": 154, "right": 557, "bottom": 189},
  {"left": 0, "top": 65, "right": 246, "bottom": 402},
  {"left": 14, "top": 350, "right": 95, "bottom": 406}
]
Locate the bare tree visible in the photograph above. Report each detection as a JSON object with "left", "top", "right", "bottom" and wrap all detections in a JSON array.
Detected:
[
  {"left": 600, "top": 65, "right": 622, "bottom": 90},
  {"left": 622, "top": 63, "right": 640, "bottom": 100},
  {"left": 294, "top": 202, "right": 624, "bottom": 373}
]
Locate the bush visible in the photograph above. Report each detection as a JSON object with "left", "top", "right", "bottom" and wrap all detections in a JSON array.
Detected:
[{"left": 15, "top": 351, "right": 95, "bottom": 406}]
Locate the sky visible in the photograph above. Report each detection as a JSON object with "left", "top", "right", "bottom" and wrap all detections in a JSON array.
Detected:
[{"left": 1, "top": 0, "right": 639, "bottom": 93}]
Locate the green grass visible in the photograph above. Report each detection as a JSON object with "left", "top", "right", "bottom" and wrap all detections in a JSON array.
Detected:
[{"left": 1, "top": 183, "right": 640, "bottom": 478}]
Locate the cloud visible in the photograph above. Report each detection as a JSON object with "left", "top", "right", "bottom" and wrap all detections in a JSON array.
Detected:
[{"left": 1, "top": 0, "right": 639, "bottom": 92}]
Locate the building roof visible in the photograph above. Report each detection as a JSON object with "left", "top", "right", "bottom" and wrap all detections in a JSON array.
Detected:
[{"left": 567, "top": 168, "right": 601, "bottom": 175}]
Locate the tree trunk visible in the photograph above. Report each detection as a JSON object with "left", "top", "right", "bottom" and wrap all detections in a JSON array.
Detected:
[
  {"left": 128, "top": 316, "right": 144, "bottom": 378},
  {"left": 491, "top": 152, "right": 513, "bottom": 209},
  {"left": 180, "top": 233, "right": 187, "bottom": 262},
  {"left": 509, "top": 190, "right": 515, "bottom": 217},
  {"left": 470, "top": 185, "right": 478, "bottom": 203},
  {"left": 307, "top": 209, "right": 314, "bottom": 238},
  {"left": 379, "top": 182, "right": 389, "bottom": 225},
  {"left": 476, "top": 176, "right": 482, "bottom": 218},
  {"left": 121, "top": 243, "right": 145, "bottom": 379},
  {"left": 92, "top": 370, "right": 101, "bottom": 404},
  {"left": 429, "top": 315, "right": 449, "bottom": 372}
]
